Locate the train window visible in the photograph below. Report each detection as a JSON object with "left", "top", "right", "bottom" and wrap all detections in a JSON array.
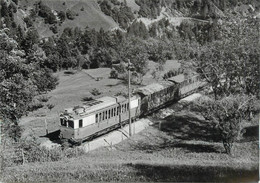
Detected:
[
  {"left": 121, "top": 105, "right": 124, "bottom": 113},
  {"left": 117, "top": 107, "right": 119, "bottom": 115},
  {"left": 79, "top": 119, "right": 83, "bottom": 127},
  {"left": 105, "top": 111, "right": 107, "bottom": 119},
  {"left": 99, "top": 113, "right": 102, "bottom": 122},
  {"left": 111, "top": 109, "right": 113, "bottom": 117},
  {"left": 125, "top": 104, "right": 127, "bottom": 112},
  {"left": 108, "top": 109, "right": 111, "bottom": 118},
  {"left": 102, "top": 112, "right": 105, "bottom": 120},
  {"left": 96, "top": 114, "right": 98, "bottom": 123},
  {"left": 68, "top": 120, "right": 74, "bottom": 128}
]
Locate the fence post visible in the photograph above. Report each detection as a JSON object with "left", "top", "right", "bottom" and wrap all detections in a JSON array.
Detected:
[
  {"left": 45, "top": 118, "right": 48, "bottom": 135},
  {"left": 21, "top": 149, "right": 25, "bottom": 165}
]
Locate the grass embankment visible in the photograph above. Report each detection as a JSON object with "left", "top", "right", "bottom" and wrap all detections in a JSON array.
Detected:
[{"left": 2, "top": 121, "right": 258, "bottom": 182}]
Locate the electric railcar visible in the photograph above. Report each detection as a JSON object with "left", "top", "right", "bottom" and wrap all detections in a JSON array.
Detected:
[{"left": 59, "top": 74, "right": 207, "bottom": 144}]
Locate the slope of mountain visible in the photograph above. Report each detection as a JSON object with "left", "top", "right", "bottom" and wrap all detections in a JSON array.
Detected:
[
  {"left": 4, "top": 0, "right": 260, "bottom": 38},
  {"left": 14, "top": 0, "right": 119, "bottom": 38}
]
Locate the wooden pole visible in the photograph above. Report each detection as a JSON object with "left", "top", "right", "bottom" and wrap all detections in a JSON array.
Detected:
[
  {"left": 21, "top": 149, "right": 25, "bottom": 165},
  {"left": 45, "top": 118, "right": 48, "bottom": 135},
  {"left": 128, "top": 59, "right": 132, "bottom": 137}
]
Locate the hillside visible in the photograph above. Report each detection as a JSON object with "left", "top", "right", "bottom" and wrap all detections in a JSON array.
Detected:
[
  {"left": 13, "top": 0, "right": 119, "bottom": 38},
  {"left": 6, "top": 0, "right": 260, "bottom": 38}
]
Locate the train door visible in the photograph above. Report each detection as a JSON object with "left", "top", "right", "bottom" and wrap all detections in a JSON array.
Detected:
[{"left": 140, "top": 96, "right": 149, "bottom": 115}]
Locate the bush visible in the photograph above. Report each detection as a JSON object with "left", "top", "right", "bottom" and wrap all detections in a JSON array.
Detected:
[
  {"left": 28, "top": 102, "right": 44, "bottom": 112},
  {"left": 90, "top": 88, "right": 101, "bottom": 96},
  {"left": 47, "top": 103, "right": 55, "bottom": 111},
  {"left": 50, "top": 25, "right": 58, "bottom": 34},
  {"left": 82, "top": 96, "right": 93, "bottom": 102},
  {"left": 58, "top": 11, "right": 66, "bottom": 22},
  {"left": 110, "top": 69, "right": 118, "bottom": 79},
  {"left": 37, "top": 95, "right": 49, "bottom": 103},
  {"left": 66, "top": 9, "right": 76, "bottom": 20}
]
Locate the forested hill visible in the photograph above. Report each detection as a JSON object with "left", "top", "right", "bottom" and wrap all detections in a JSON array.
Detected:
[{"left": 1, "top": 0, "right": 259, "bottom": 38}]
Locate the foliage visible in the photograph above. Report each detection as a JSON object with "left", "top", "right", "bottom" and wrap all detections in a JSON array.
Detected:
[
  {"left": 110, "top": 68, "right": 118, "bottom": 79},
  {"left": 0, "top": 28, "right": 58, "bottom": 141},
  {"left": 127, "top": 21, "right": 149, "bottom": 39},
  {"left": 195, "top": 19, "right": 259, "bottom": 99},
  {"left": 113, "top": 37, "right": 149, "bottom": 84},
  {"left": 38, "top": 1, "right": 57, "bottom": 24},
  {"left": 190, "top": 94, "right": 259, "bottom": 154},
  {"left": 66, "top": 9, "right": 76, "bottom": 20},
  {"left": 91, "top": 88, "right": 102, "bottom": 96},
  {"left": 47, "top": 103, "right": 55, "bottom": 111},
  {"left": 28, "top": 102, "right": 44, "bottom": 112},
  {"left": 89, "top": 47, "right": 112, "bottom": 68},
  {"left": 37, "top": 95, "right": 49, "bottom": 103},
  {"left": 82, "top": 96, "right": 93, "bottom": 102},
  {"left": 99, "top": 0, "right": 134, "bottom": 29}
]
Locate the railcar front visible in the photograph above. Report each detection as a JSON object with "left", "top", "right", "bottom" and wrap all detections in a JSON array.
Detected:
[
  {"left": 59, "top": 97, "right": 119, "bottom": 143},
  {"left": 59, "top": 96, "right": 141, "bottom": 144}
]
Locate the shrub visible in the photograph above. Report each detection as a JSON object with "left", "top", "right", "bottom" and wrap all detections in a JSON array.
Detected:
[
  {"left": 47, "top": 103, "right": 55, "bottom": 111},
  {"left": 110, "top": 69, "right": 118, "bottom": 79},
  {"left": 64, "top": 70, "right": 76, "bottom": 75},
  {"left": 91, "top": 88, "right": 101, "bottom": 96},
  {"left": 28, "top": 102, "right": 44, "bottom": 112},
  {"left": 82, "top": 96, "right": 93, "bottom": 102},
  {"left": 37, "top": 95, "right": 49, "bottom": 103},
  {"left": 50, "top": 25, "right": 58, "bottom": 34},
  {"left": 58, "top": 11, "right": 66, "bottom": 22},
  {"left": 66, "top": 9, "right": 76, "bottom": 20}
]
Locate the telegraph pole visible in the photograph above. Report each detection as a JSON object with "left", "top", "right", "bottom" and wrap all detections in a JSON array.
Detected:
[{"left": 128, "top": 59, "right": 132, "bottom": 136}]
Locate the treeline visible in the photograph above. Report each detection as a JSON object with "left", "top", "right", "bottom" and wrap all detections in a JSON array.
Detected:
[
  {"left": 136, "top": 0, "right": 259, "bottom": 19},
  {"left": 178, "top": 19, "right": 221, "bottom": 44}
]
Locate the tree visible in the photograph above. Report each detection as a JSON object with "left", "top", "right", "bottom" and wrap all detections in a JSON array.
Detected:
[
  {"left": 195, "top": 18, "right": 260, "bottom": 99},
  {"left": 0, "top": 29, "right": 58, "bottom": 141},
  {"left": 114, "top": 37, "right": 149, "bottom": 84},
  {"left": 190, "top": 94, "right": 259, "bottom": 154},
  {"left": 89, "top": 47, "right": 112, "bottom": 68}
]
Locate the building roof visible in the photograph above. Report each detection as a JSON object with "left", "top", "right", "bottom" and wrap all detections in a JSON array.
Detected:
[{"left": 168, "top": 74, "right": 185, "bottom": 83}]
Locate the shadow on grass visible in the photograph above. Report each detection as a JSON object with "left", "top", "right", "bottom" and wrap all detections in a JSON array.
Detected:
[
  {"left": 129, "top": 137, "right": 221, "bottom": 153},
  {"left": 126, "top": 163, "right": 259, "bottom": 182},
  {"left": 160, "top": 112, "right": 221, "bottom": 142},
  {"left": 240, "top": 125, "right": 259, "bottom": 142},
  {"left": 40, "top": 130, "right": 62, "bottom": 144},
  {"left": 106, "top": 80, "right": 124, "bottom": 87}
]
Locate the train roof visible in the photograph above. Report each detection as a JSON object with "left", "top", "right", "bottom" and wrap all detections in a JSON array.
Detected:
[
  {"left": 63, "top": 96, "right": 117, "bottom": 119},
  {"left": 62, "top": 95, "right": 139, "bottom": 119},
  {"left": 168, "top": 74, "right": 185, "bottom": 83},
  {"left": 135, "top": 83, "right": 169, "bottom": 96}
]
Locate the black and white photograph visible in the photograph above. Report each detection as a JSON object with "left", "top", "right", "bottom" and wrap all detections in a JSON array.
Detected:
[{"left": 0, "top": 0, "right": 259, "bottom": 182}]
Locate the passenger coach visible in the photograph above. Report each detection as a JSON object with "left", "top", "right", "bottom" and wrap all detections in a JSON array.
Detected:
[{"left": 59, "top": 96, "right": 140, "bottom": 143}]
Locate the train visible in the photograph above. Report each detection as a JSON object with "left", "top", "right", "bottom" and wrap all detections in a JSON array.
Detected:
[{"left": 59, "top": 73, "right": 207, "bottom": 144}]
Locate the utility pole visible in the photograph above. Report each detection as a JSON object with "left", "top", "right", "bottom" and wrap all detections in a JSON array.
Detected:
[{"left": 128, "top": 59, "right": 132, "bottom": 136}]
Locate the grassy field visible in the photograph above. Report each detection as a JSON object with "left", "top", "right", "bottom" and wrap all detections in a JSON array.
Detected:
[{"left": 2, "top": 121, "right": 259, "bottom": 182}]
